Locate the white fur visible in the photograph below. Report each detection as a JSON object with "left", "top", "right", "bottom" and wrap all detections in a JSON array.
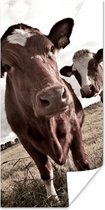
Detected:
[
  {"left": 72, "top": 53, "right": 93, "bottom": 87},
  {"left": 43, "top": 168, "right": 59, "bottom": 202},
  {"left": 7, "top": 28, "right": 32, "bottom": 46}
]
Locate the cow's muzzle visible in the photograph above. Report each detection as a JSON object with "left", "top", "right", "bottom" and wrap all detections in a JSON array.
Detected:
[
  {"left": 35, "top": 86, "right": 70, "bottom": 117},
  {"left": 80, "top": 84, "right": 98, "bottom": 98}
]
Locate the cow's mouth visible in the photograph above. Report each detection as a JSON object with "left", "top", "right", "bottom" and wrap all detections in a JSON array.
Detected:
[{"left": 46, "top": 105, "right": 69, "bottom": 118}]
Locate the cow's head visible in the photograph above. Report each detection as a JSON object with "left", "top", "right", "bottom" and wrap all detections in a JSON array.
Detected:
[
  {"left": 60, "top": 49, "right": 103, "bottom": 98},
  {"left": 1, "top": 18, "right": 74, "bottom": 118}
]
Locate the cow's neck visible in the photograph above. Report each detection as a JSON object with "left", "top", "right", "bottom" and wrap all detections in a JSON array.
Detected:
[{"left": 27, "top": 111, "right": 72, "bottom": 163}]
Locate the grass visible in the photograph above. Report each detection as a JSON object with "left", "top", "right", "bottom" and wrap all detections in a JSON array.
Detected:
[
  {"left": 82, "top": 102, "right": 103, "bottom": 169},
  {"left": 1, "top": 102, "right": 103, "bottom": 207},
  {"left": 1, "top": 158, "right": 68, "bottom": 207}
]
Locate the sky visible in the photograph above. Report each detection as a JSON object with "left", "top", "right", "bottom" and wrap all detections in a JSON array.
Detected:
[
  {"left": 0, "top": 0, "right": 103, "bottom": 67},
  {"left": 0, "top": 0, "right": 103, "bottom": 140}
]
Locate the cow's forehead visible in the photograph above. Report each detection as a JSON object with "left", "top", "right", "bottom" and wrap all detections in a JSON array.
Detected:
[
  {"left": 7, "top": 28, "right": 41, "bottom": 47},
  {"left": 72, "top": 50, "right": 93, "bottom": 71}
]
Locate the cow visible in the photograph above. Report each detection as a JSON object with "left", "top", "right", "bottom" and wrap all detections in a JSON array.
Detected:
[
  {"left": 1, "top": 18, "right": 90, "bottom": 203},
  {"left": 60, "top": 49, "right": 103, "bottom": 101}
]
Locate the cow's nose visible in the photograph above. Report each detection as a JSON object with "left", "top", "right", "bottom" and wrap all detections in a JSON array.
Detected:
[
  {"left": 35, "top": 86, "right": 70, "bottom": 117},
  {"left": 80, "top": 84, "right": 98, "bottom": 98},
  {"left": 39, "top": 87, "right": 67, "bottom": 107}
]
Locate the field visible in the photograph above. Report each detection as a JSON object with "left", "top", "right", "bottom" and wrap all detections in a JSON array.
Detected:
[{"left": 1, "top": 102, "right": 103, "bottom": 207}]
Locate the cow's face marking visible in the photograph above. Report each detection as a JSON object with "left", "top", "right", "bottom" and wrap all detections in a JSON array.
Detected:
[
  {"left": 72, "top": 49, "right": 93, "bottom": 87},
  {"left": 7, "top": 28, "right": 32, "bottom": 46}
]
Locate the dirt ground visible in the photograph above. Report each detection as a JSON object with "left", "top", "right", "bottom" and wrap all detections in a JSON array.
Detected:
[{"left": 0, "top": 102, "right": 103, "bottom": 207}]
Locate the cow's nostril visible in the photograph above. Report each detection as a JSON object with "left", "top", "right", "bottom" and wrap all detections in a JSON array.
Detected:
[
  {"left": 62, "top": 88, "right": 66, "bottom": 98},
  {"left": 89, "top": 84, "right": 94, "bottom": 91},
  {"left": 39, "top": 97, "right": 50, "bottom": 107}
]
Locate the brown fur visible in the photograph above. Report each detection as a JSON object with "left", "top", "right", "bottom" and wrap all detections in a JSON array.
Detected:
[{"left": 1, "top": 20, "right": 90, "bottom": 185}]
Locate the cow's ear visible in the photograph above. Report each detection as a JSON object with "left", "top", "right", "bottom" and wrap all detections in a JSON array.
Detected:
[
  {"left": 95, "top": 48, "right": 103, "bottom": 63},
  {"left": 60, "top": 66, "right": 73, "bottom": 77},
  {"left": 1, "top": 62, "right": 5, "bottom": 78},
  {"left": 1, "top": 31, "right": 13, "bottom": 77},
  {"left": 1, "top": 62, "right": 11, "bottom": 77},
  {"left": 48, "top": 18, "right": 74, "bottom": 49},
  {"left": 1, "top": 43, "right": 12, "bottom": 77},
  {"left": 1, "top": 48, "right": 11, "bottom": 77}
]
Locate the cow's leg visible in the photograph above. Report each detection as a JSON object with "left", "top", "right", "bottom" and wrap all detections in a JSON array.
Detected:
[
  {"left": 44, "top": 168, "right": 59, "bottom": 202},
  {"left": 20, "top": 137, "right": 59, "bottom": 202},
  {"left": 70, "top": 119, "right": 90, "bottom": 170}
]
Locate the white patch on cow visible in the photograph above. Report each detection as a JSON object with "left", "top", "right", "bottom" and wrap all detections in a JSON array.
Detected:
[
  {"left": 96, "top": 87, "right": 103, "bottom": 96},
  {"left": 43, "top": 168, "right": 59, "bottom": 202},
  {"left": 82, "top": 74, "right": 91, "bottom": 86},
  {"left": 34, "top": 55, "right": 44, "bottom": 62},
  {"left": 7, "top": 28, "right": 32, "bottom": 46},
  {"left": 72, "top": 52, "right": 93, "bottom": 87},
  {"left": 100, "top": 62, "right": 103, "bottom": 68}
]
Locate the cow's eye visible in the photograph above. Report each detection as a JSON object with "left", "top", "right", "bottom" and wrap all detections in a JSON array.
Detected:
[
  {"left": 47, "top": 45, "right": 55, "bottom": 59},
  {"left": 50, "top": 45, "right": 55, "bottom": 54},
  {"left": 4, "top": 64, "right": 11, "bottom": 72}
]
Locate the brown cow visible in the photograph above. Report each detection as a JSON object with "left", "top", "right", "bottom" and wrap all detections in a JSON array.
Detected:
[
  {"left": 60, "top": 49, "right": 103, "bottom": 101},
  {"left": 1, "top": 19, "right": 90, "bottom": 202}
]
